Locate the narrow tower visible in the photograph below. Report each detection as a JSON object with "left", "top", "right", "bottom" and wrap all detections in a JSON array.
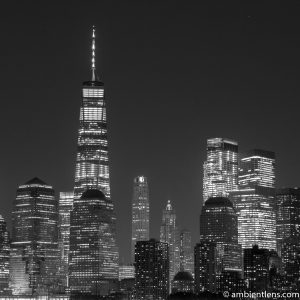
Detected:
[
  {"left": 160, "top": 200, "right": 180, "bottom": 287},
  {"left": 131, "top": 176, "right": 150, "bottom": 262}
]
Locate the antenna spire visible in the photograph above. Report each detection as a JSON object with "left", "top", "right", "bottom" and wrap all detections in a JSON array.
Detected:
[{"left": 91, "top": 25, "right": 96, "bottom": 81}]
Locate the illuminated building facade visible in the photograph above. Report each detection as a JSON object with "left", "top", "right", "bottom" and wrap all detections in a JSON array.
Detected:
[
  {"left": 179, "top": 229, "right": 194, "bottom": 275},
  {"left": 276, "top": 188, "right": 300, "bottom": 289},
  {"left": 135, "top": 239, "right": 169, "bottom": 300},
  {"left": 74, "top": 26, "right": 111, "bottom": 201},
  {"left": 199, "top": 197, "right": 242, "bottom": 290},
  {"left": 118, "top": 265, "right": 135, "bottom": 281},
  {"left": 230, "top": 149, "right": 276, "bottom": 250},
  {"left": 131, "top": 175, "right": 149, "bottom": 262},
  {"left": 57, "top": 191, "right": 73, "bottom": 289},
  {"left": 10, "top": 177, "right": 59, "bottom": 295},
  {"left": 69, "top": 27, "right": 119, "bottom": 296},
  {"left": 160, "top": 200, "right": 180, "bottom": 285},
  {"left": 203, "top": 138, "right": 238, "bottom": 202},
  {"left": 0, "top": 215, "right": 10, "bottom": 295},
  {"left": 69, "top": 189, "right": 119, "bottom": 296}
]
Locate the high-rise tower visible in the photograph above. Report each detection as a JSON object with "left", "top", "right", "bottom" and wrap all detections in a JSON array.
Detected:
[
  {"left": 203, "top": 138, "right": 238, "bottom": 202},
  {"left": 131, "top": 176, "right": 150, "bottom": 262},
  {"left": 74, "top": 26, "right": 110, "bottom": 200},
  {"left": 160, "top": 200, "right": 180, "bottom": 286},
  {"left": 10, "top": 177, "right": 59, "bottom": 295},
  {"left": 230, "top": 149, "right": 276, "bottom": 250},
  {"left": 135, "top": 239, "right": 169, "bottom": 300},
  {"left": 69, "top": 27, "right": 119, "bottom": 296},
  {"left": 57, "top": 191, "right": 73, "bottom": 289},
  {"left": 0, "top": 215, "right": 9, "bottom": 295}
]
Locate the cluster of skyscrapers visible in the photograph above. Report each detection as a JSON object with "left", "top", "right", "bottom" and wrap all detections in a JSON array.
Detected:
[{"left": 0, "top": 28, "right": 300, "bottom": 300}]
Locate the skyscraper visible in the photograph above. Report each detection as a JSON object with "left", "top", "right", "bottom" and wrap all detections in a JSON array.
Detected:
[
  {"left": 57, "top": 191, "right": 73, "bottom": 289},
  {"left": 160, "top": 200, "right": 180, "bottom": 285},
  {"left": 199, "top": 197, "right": 242, "bottom": 291},
  {"left": 135, "top": 239, "right": 169, "bottom": 300},
  {"left": 179, "top": 229, "right": 194, "bottom": 275},
  {"left": 74, "top": 26, "right": 111, "bottom": 201},
  {"left": 10, "top": 177, "right": 58, "bottom": 295},
  {"left": 0, "top": 215, "right": 9, "bottom": 295},
  {"left": 230, "top": 149, "right": 276, "bottom": 250},
  {"left": 203, "top": 138, "right": 238, "bottom": 202},
  {"left": 131, "top": 175, "right": 149, "bottom": 262},
  {"left": 276, "top": 188, "right": 300, "bottom": 289},
  {"left": 244, "top": 245, "right": 270, "bottom": 292},
  {"left": 69, "top": 27, "right": 119, "bottom": 296},
  {"left": 69, "top": 189, "right": 119, "bottom": 296}
]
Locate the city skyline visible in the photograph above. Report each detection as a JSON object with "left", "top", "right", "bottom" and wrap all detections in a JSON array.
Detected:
[{"left": 1, "top": 1, "right": 300, "bottom": 264}]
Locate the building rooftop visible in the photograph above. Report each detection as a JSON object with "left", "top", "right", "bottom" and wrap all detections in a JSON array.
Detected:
[
  {"left": 205, "top": 197, "right": 233, "bottom": 208},
  {"left": 81, "top": 189, "right": 106, "bottom": 200},
  {"left": 174, "top": 271, "right": 194, "bottom": 282}
]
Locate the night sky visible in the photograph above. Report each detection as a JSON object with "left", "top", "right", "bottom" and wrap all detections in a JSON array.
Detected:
[{"left": 1, "top": 1, "right": 300, "bottom": 263}]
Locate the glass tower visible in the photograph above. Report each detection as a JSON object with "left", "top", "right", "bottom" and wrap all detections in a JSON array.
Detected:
[
  {"left": 0, "top": 215, "right": 9, "bottom": 295},
  {"left": 69, "top": 27, "right": 119, "bottom": 296},
  {"left": 57, "top": 191, "right": 74, "bottom": 289},
  {"left": 230, "top": 149, "right": 276, "bottom": 250},
  {"left": 131, "top": 175, "right": 150, "bottom": 262},
  {"left": 74, "top": 26, "right": 110, "bottom": 201},
  {"left": 203, "top": 138, "right": 238, "bottom": 202},
  {"left": 10, "top": 177, "right": 59, "bottom": 295},
  {"left": 160, "top": 200, "right": 180, "bottom": 286}
]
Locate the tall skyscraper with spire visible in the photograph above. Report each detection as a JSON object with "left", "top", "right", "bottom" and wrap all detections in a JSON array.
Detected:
[
  {"left": 74, "top": 25, "right": 111, "bottom": 200},
  {"left": 69, "top": 27, "right": 119, "bottom": 296},
  {"left": 131, "top": 175, "right": 150, "bottom": 262},
  {"left": 160, "top": 200, "right": 180, "bottom": 287}
]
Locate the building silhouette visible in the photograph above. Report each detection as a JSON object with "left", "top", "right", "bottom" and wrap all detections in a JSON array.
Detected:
[
  {"left": 198, "top": 197, "right": 242, "bottom": 292},
  {"left": 203, "top": 138, "right": 238, "bottom": 202},
  {"left": 131, "top": 175, "right": 149, "bottom": 262},
  {"left": 10, "top": 177, "right": 59, "bottom": 295},
  {"left": 0, "top": 215, "right": 9, "bottom": 295},
  {"left": 69, "top": 27, "right": 119, "bottom": 296},
  {"left": 172, "top": 271, "right": 194, "bottom": 294},
  {"left": 135, "top": 239, "right": 169, "bottom": 300},
  {"left": 244, "top": 245, "right": 270, "bottom": 292},
  {"left": 230, "top": 149, "right": 276, "bottom": 250},
  {"left": 160, "top": 200, "right": 180, "bottom": 287}
]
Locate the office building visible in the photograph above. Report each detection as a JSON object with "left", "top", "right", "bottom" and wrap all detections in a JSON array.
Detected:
[
  {"left": 10, "top": 177, "right": 59, "bottom": 295},
  {"left": 230, "top": 149, "right": 276, "bottom": 250},
  {"left": 203, "top": 138, "right": 238, "bottom": 201},
  {"left": 179, "top": 229, "right": 194, "bottom": 276},
  {"left": 69, "top": 189, "right": 119, "bottom": 296},
  {"left": 131, "top": 176, "right": 149, "bottom": 262},
  {"left": 57, "top": 191, "right": 74, "bottom": 289},
  {"left": 135, "top": 239, "right": 169, "bottom": 300},
  {"left": 0, "top": 215, "right": 9, "bottom": 295},
  {"left": 160, "top": 200, "right": 180, "bottom": 285}
]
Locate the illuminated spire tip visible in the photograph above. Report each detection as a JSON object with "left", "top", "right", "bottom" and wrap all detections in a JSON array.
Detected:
[{"left": 91, "top": 25, "right": 96, "bottom": 81}]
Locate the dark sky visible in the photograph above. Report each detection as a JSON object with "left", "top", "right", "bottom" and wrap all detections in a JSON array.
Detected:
[{"left": 1, "top": 1, "right": 300, "bottom": 263}]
